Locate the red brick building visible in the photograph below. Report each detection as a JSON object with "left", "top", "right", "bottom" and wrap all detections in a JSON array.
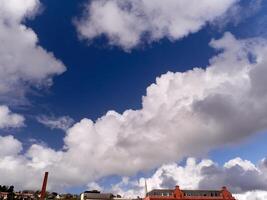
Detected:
[
  {"left": 144, "top": 186, "right": 236, "bottom": 200},
  {"left": 0, "top": 192, "right": 8, "bottom": 200}
]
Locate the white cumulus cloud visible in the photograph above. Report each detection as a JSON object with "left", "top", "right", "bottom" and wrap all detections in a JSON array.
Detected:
[
  {"left": 235, "top": 190, "right": 267, "bottom": 200},
  {"left": 0, "top": 105, "right": 24, "bottom": 128},
  {"left": 0, "top": 0, "right": 66, "bottom": 104},
  {"left": 76, "top": 0, "right": 238, "bottom": 50},
  {"left": 0, "top": 135, "right": 23, "bottom": 157},
  {"left": 91, "top": 157, "right": 267, "bottom": 199},
  {"left": 53, "top": 32, "right": 267, "bottom": 183},
  {"left": 0, "top": 33, "right": 267, "bottom": 193}
]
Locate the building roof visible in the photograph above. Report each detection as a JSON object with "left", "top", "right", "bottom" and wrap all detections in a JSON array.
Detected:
[
  {"left": 145, "top": 186, "right": 235, "bottom": 200},
  {"left": 83, "top": 192, "right": 114, "bottom": 199},
  {"left": 181, "top": 190, "right": 221, "bottom": 197},
  {"left": 147, "top": 189, "right": 173, "bottom": 196},
  {"left": 148, "top": 189, "right": 221, "bottom": 196}
]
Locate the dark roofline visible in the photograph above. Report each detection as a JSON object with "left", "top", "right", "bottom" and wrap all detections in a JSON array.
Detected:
[
  {"left": 148, "top": 189, "right": 173, "bottom": 192},
  {"left": 181, "top": 190, "right": 221, "bottom": 192},
  {"left": 148, "top": 189, "right": 222, "bottom": 192}
]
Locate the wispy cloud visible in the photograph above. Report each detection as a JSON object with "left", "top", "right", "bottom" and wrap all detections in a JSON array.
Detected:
[
  {"left": 37, "top": 115, "right": 74, "bottom": 131},
  {"left": 212, "top": 0, "right": 263, "bottom": 29}
]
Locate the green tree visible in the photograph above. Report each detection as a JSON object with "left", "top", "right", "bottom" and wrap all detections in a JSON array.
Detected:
[
  {"left": 2, "top": 186, "right": 8, "bottom": 192},
  {"left": 7, "top": 186, "right": 15, "bottom": 200}
]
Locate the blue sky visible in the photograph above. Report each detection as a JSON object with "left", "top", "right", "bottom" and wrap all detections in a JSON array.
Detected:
[{"left": 1, "top": 0, "right": 267, "bottom": 198}]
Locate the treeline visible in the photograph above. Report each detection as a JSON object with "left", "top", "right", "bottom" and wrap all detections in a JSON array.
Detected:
[
  {"left": 0, "top": 185, "right": 79, "bottom": 200},
  {"left": 0, "top": 185, "right": 15, "bottom": 200},
  {"left": 0, "top": 185, "right": 14, "bottom": 193}
]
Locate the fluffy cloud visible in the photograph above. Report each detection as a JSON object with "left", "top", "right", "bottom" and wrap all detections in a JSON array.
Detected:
[
  {"left": 199, "top": 157, "right": 267, "bottom": 193},
  {"left": 0, "top": 138, "right": 44, "bottom": 189},
  {"left": 1, "top": 33, "right": 267, "bottom": 192},
  {"left": 55, "top": 32, "right": 267, "bottom": 182},
  {"left": 0, "top": 0, "right": 66, "bottom": 104},
  {"left": 76, "top": 0, "right": 238, "bottom": 50},
  {"left": 0, "top": 135, "right": 22, "bottom": 157},
  {"left": 36, "top": 115, "right": 74, "bottom": 131},
  {"left": 235, "top": 191, "right": 267, "bottom": 200},
  {"left": 109, "top": 158, "right": 214, "bottom": 197},
  {"left": 91, "top": 157, "right": 267, "bottom": 198},
  {"left": 87, "top": 182, "right": 103, "bottom": 191},
  {"left": 0, "top": 105, "right": 24, "bottom": 128}
]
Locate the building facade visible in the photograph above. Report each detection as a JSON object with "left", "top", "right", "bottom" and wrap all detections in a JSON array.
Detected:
[
  {"left": 145, "top": 186, "right": 236, "bottom": 200},
  {"left": 80, "top": 191, "right": 114, "bottom": 200},
  {"left": 0, "top": 192, "right": 8, "bottom": 200}
]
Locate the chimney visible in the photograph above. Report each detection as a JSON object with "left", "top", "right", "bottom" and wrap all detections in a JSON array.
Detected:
[{"left": 40, "top": 172, "right": 49, "bottom": 200}]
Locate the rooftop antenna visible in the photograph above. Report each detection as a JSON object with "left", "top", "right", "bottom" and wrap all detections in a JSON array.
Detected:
[
  {"left": 145, "top": 179, "right": 148, "bottom": 197},
  {"left": 40, "top": 172, "right": 49, "bottom": 200}
]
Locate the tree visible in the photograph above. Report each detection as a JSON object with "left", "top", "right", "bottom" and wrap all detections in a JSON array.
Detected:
[
  {"left": 7, "top": 186, "right": 14, "bottom": 193},
  {"left": 1, "top": 186, "right": 7, "bottom": 192},
  {"left": 34, "top": 190, "right": 41, "bottom": 200},
  {"left": 7, "top": 186, "right": 15, "bottom": 200}
]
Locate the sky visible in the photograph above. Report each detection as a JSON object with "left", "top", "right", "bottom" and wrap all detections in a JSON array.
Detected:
[{"left": 1, "top": 0, "right": 267, "bottom": 199}]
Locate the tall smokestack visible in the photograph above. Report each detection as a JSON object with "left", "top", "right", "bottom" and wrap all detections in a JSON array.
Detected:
[{"left": 40, "top": 172, "right": 49, "bottom": 200}]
